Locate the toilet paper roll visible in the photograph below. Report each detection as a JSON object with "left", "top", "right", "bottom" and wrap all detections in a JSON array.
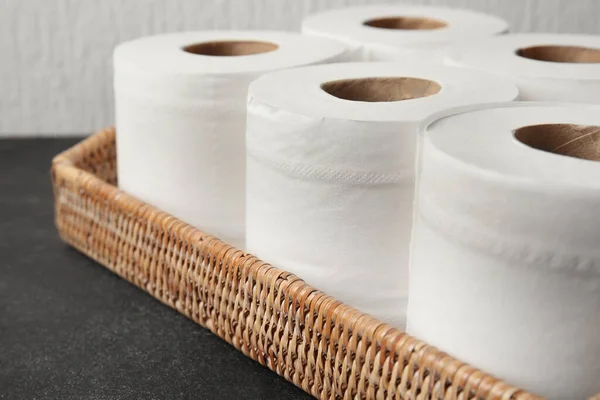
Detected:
[
  {"left": 246, "top": 62, "right": 518, "bottom": 328},
  {"left": 407, "top": 102, "right": 600, "bottom": 399},
  {"left": 302, "top": 5, "right": 509, "bottom": 61},
  {"left": 445, "top": 33, "right": 600, "bottom": 103},
  {"left": 114, "top": 31, "right": 347, "bottom": 247}
]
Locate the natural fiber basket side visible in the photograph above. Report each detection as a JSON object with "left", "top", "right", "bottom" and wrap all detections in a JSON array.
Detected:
[{"left": 51, "top": 127, "right": 539, "bottom": 400}]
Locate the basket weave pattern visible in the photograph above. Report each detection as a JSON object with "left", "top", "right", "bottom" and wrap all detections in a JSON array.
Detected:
[{"left": 51, "top": 128, "right": 541, "bottom": 400}]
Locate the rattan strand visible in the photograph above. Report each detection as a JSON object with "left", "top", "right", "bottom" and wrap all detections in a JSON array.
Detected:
[{"left": 51, "top": 128, "right": 558, "bottom": 400}]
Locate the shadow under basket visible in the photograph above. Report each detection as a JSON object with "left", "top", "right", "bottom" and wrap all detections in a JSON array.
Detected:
[{"left": 52, "top": 128, "right": 589, "bottom": 400}]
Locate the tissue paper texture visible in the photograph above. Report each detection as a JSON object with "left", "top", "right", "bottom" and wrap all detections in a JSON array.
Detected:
[
  {"left": 246, "top": 62, "right": 517, "bottom": 328},
  {"left": 114, "top": 31, "right": 347, "bottom": 247},
  {"left": 407, "top": 102, "right": 600, "bottom": 399}
]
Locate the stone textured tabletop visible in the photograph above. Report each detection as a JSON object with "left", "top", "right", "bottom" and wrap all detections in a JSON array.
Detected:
[{"left": 0, "top": 138, "right": 310, "bottom": 399}]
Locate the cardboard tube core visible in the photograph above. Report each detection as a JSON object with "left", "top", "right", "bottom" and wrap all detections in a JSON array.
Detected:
[
  {"left": 321, "top": 77, "right": 441, "bottom": 102},
  {"left": 363, "top": 16, "right": 447, "bottom": 30},
  {"left": 514, "top": 124, "right": 600, "bottom": 161},
  {"left": 183, "top": 40, "right": 278, "bottom": 56},
  {"left": 516, "top": 45, "right": 600, "bottom": 63}
]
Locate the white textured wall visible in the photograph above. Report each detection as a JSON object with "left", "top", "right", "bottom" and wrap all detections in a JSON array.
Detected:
[{"left": 1, "top": 0, "right": 599, "bottom": 136}]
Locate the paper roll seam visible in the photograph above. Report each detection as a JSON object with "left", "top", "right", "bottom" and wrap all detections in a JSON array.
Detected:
[
  {"left": 416, "top": 178, "right": 600, "bottom": 276},
  {"left": 414, "top": 102, "right": 600, "bottom": 275},
  {"left": 247, "top": 148, "right": 413, "bottom": 185}
]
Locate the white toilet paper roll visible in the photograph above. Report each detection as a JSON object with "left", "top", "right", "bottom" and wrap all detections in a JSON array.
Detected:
[
  {"left": 246, "top": 62, "right": 518, "bottom": 328},
  {"left": 302, "top": 5, "right": 508, "bottom": 61},
  {"left": 114, "top": 31, "right": 347, "bottom": 247},
  {"left": 445, "top": 33, "right": 600, "bottom": 103},
  {"left": 407, "top": 102, "right": 600, "bottom": 399}
]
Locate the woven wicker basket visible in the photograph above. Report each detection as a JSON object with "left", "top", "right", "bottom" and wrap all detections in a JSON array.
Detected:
[{"left": 52, "top": 128, "right": 592, "bottom": 400}]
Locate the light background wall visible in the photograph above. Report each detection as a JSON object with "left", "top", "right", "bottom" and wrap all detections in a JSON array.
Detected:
[{"left": 1, "top": 0, "right": 599, "bottom": 136}]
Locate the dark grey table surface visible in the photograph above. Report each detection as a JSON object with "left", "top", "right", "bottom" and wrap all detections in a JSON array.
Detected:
[{"left": 0, "top": 138, "right": 311, "bottom": 400}]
